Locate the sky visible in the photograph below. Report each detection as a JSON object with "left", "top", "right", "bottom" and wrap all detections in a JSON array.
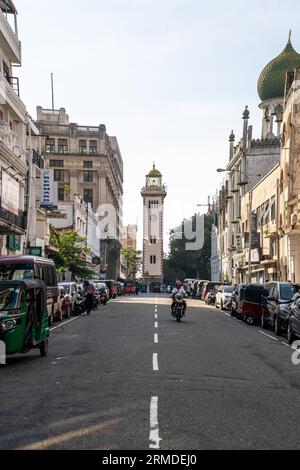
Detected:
[{"left": 14, "top": 0, "right": 300, "bottom": 251}]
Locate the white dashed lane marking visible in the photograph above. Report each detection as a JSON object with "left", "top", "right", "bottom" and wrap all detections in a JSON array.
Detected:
[{"left": 149, "top": 397, "right": 161, "bottom": 449}]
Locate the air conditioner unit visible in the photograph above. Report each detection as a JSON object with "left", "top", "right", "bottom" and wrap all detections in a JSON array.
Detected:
[{"left": 291, "top": 213, "right": 298, "bottom": 227}]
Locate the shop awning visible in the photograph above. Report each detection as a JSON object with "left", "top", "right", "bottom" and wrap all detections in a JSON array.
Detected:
[{"left": 260, "top": 259, "right": 277, "bottom": 266}]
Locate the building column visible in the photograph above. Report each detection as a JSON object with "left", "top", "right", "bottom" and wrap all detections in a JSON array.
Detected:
[{"left": 70, "top": 170, "right": 79, "bottom": 197}]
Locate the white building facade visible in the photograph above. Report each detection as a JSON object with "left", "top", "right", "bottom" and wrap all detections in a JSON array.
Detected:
[{"left": 0, "top": 1, "right": 27, "bottom": 255}]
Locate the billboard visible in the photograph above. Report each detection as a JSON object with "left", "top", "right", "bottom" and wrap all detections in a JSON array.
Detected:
[
  {"left": 1, "top": 171, "right": 19, "bottom": 215},
  {"left": 40, "top": 169, "right": 55, "bottom": 208}
]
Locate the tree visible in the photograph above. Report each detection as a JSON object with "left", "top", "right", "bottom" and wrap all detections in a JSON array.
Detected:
[
  {"left": 122, "top": 248, "right": 141, "bottom": 279},
  {"left": 49, "top": 226, "right": 95, "bottom": 280},
  {"left": 165, "top": 213, "right": 213, "bottom": 284}
]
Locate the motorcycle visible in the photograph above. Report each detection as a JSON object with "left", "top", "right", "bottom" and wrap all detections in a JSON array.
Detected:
[
  {"left": 99, "top": 289, "right": 108, "bottom": 306},
  {"left": 173, "top": 293, "right": 186, "bottom": 322},
  {"left": 92, "top": 292, "right": 101, "bottom": 310},
  {"left": 73, "top": 294, "right": 86, "bottom": 316},
  {"left": 205, "top": 290, "right": 217, "bottom": 306}
]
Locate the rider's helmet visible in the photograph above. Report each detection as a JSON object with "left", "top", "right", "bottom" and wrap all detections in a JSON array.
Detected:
[
  {"left": 84, "top": 280, "right": 90, "bottom": 286},
  {"left": 175, "top": 280, "right": 182, "bottom": 288}
]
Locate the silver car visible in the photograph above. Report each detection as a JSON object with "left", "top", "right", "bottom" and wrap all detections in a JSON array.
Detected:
[{"left": 215, "top": 285, "right": 234, "bottom": 310}]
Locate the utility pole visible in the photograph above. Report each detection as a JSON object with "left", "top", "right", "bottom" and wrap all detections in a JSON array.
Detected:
[{"left": 51, "top": 73, "right": 55, "bottom": 110}]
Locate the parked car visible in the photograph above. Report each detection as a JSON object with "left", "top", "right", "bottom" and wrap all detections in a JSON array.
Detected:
[
  {"left": 59, "top": 282, "right": 77, "bottom": 314},
  {"left": 215, "top": 285, "right": 234, "bottom": 310},
  {"left": 55, "top": 287, "right": 71, "bottom": 321},
  {"left": 233, "top": 284, "right": 268, "bottom": 325},
  {"left": 287, "top": 295, "right": 300, "bottom": 343},
  {"left": 0, "top": 256, "right": 59, "bottom": 325},
  {"left": 201, "top": 282, "right": 223, "bottom": 301},
  {"left": 261, "top": 282, "right": 300, "bottom": 334}
]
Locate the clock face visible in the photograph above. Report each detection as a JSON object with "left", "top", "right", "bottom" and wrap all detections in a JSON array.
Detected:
[{"left": 150, "top": 214, "right": 157, "bottom": 222}]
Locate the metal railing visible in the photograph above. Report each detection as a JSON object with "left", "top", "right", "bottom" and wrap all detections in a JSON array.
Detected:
[{"left": 9, "top": 76, "right": 19, "bottom": 96}]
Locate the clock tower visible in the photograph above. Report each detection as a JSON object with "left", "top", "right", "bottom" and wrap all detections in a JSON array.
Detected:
[{"left": 141, "top": 165, "right": 167, "bottom": 292}]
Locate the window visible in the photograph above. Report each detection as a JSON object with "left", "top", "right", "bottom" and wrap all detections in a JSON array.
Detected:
[
  {"left": 84, "top": 189, "right": 93, "bottom": 206},
  {"left": 54, "top": 170, "right": 64, "bottom": 182},
  {"left": 270, "top": 196, "right": 276, "bottom": 221},
  {"left": 262, "top": 200, "right": 270, "bottom": 225},
  {"left": 41, "top": 265, "right": 50, "bottom": 286},
  {"left": 0, "top": 264, "right": 34, "bottom": 281},
  {"left": 58, "top": 187, "right": 65, "bottom": 201},
  {"left": 150, "top": 255, "right": 157, "bottom": 264},
  {"left": 148, "top": 200, "right": 159, "bottom": 209},
  {"left": 150, "top": 236, "right": 157, "bottom": 244},
  {"left": 84, "top": 171, "right": 93, "bottom": 182},
  {"left": 89, "top": 140, "right": 97, "bottom": 155},
  {"left": 50, "top": 160, "right": 64, "bottom": 168},
  {"left": 280, "top": 283, "right": 299, "bottom": 301},
  {"left": 3, "top": 61, "right": 10, "bottom": 83},
  {"left": 79, "top": 140, "right": 87, "bottom": 155},
  {"left": 45, "top": 138, "right": 55, "bottom": 154},
  {"left": 58, "top": 139, "right": 68, "bottom": 154},
  {"left": 84, "top": 161, "right": 93, "bottom": 169}
]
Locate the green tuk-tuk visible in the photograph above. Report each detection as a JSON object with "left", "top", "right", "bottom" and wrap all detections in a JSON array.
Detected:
[{"left": 0, "top": 280, "right": 49, "bottom": 358}]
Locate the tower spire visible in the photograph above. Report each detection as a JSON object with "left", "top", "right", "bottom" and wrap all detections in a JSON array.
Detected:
[{"left": 288, "top": 29, "right": 292, "bottom": 44}]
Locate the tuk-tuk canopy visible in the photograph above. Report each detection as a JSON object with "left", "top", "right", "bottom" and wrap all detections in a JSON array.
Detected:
[{"left": 0, "top": 280, "right": 47, "bottom": 290}]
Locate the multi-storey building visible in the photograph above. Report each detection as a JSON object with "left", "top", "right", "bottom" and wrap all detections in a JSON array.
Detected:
[
  {"left": 214, "top": 34, "right": 300, "bottom": 283},
  {"left": 35, "top": 107, "right": 124, "bottom": 280},
  {"left": 0, "top": 1, "right": 28, "bottom": 255},
  {"left": 122, "top": 225, "right": 137, "bottom": 251},
  {"left": 120, "top": 224, "right": 138, "bottom": 279},
  {"left": 279, "top": 67, "right": 300, "bottom": 283}
]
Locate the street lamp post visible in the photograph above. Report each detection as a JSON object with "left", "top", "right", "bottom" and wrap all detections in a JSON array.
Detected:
[
  {"left": 197, "top": 202, "right": 221, "bottom": 282},
  {"left": 217, "top": 168, "right": 261, "bottom": 284}
]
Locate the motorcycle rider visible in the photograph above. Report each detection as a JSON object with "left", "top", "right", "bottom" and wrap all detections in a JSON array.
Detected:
[
  {"left": 171, "top": 280, "right": 187, "bottom": 316},
  {"left": 83, "top": 280, "right": 96, "bottom": 315}
]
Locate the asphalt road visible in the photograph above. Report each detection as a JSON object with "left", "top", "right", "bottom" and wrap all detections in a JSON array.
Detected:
[{"left": 0, "top": 295, "right": 300, "bottom": 450}]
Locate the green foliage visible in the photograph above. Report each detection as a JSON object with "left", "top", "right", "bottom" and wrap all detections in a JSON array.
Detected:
[
  {"left": 122, "top": 248, "right": 141, "bottom": 279},
  {"left": 49, "top": 226, "right": 95, "bottom": 280},
  {"left": 165, "top": 214, "right": 213, "bottom": 284}
]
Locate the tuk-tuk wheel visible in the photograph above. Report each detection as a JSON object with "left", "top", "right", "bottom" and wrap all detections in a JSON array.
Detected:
[
  {"left": 40, "top": 339, "right": 49, "bottom": 357},
  {"left": 246, "top": 316, "right": 254, "bottom": 326}
]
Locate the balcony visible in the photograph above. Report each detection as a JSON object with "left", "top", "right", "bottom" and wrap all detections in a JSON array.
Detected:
[
  {"left": 0, "top": 74, "right": 26, "bottom": 121},
  {"left": 0, "top": 120, "right": 27, "bottom": 169},
  {"left": 0, "top": 198, "right": 26, "bottom": 234},
  {"left": 0, "top": 7, "right": 21, "bottom": 64},
  {"left": 32, "top": 150, "right": 44, "bottom": 169}
]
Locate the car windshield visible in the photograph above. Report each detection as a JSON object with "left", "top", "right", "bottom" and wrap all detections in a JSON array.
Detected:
[
  {"left": 60, "top": 284, "right": 70, "bottom": 294},
  {"left": 0, "top": 287, "right": 21, "bottom": 310},
  {"left": 280, "top": 284, "right": 300, "bottom": 300},
  {"left": 0, "top": 264, "right": 34, "bottom": 281},
  {"left": 224, "top": 286, "right": 234, "bottom": 294}
]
